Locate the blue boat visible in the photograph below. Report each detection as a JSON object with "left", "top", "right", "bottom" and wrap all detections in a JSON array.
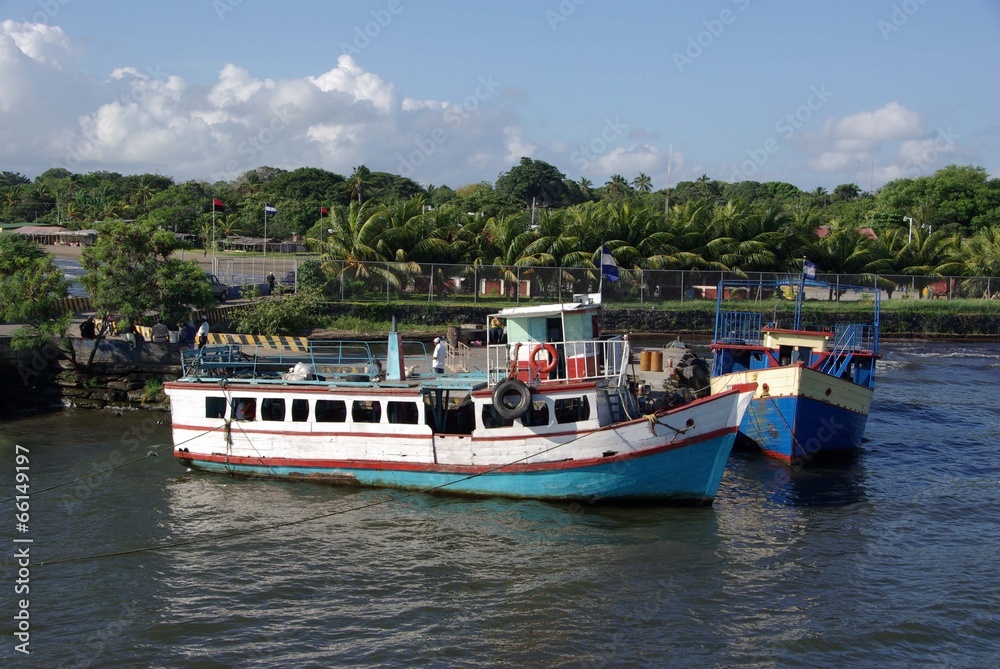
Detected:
[
  {"left": 165, "top": 296, "right": 755, "bottom": 504},
  {"left": 708, "top": 275, "right": 880, "bottom": 464}
]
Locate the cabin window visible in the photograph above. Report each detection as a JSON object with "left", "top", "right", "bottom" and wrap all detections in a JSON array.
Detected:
[
  {"left": 555, "top": 397, "right": 590, "bottom": 424},
  {"left": 387, "top": 401, "right": 419, "bottom": 424},
  {"left": 291, "top": 399, "right": 309, "bottom": 422},
  {"left": 481, "top": 404, "right": 514, "bottom": 429},
  {"left": 797, "top": 346, "right": 813, "bottom": 365},
  {"left": 521, "top": 399, "right": 550, "bottom": 427},
  {"left": 205, "top": 396, "right": 227, "bottom": 419},
  {"left": 232, "top": 397, "right": 256, "bottom": 421},
  {"left": 315, "top": 399, "right": 347, "bottom": 423},
  {"left": 778, "top": 345, "right": 793, "bottom": 366},
  {"left": 352, "top": 400, "right": 382, "bottom": 423},
  {"left": 261, "top": 398, "right": 285, "bottom": 421},
  {"left": 445, "top": 401, "right": 475, "bottom": 434}
]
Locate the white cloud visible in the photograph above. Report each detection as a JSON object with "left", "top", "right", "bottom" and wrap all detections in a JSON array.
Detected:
[
  {"left": 306, "top": 54, "right": 395, "bottom": 114},
  {"left": 588, "top": 144, "right": 663, "bottom": 181},
  {"left": 831, "top": 101, "right": 922, "bottom": 145},
  {"left": 802, "top": 102, "right": 968, "bottom": 186},
  {"left": 0, "top": 22, "right": 524, "bottom": 185}
]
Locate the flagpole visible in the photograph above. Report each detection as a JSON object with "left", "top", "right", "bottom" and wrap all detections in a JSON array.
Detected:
[
  {"left": 212, "top": 207, "right": 216, "bottom": 263},
  {"left": 599, "top": 243, "right": 605, "bottom": 300},
  {"left": 263, "top": 204, "right": 267, "bottom": 274}
]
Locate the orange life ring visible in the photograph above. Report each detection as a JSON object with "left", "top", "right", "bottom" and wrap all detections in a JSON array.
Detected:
[{"left": 529, "top": 343, "right": 558, "bottom": 376}]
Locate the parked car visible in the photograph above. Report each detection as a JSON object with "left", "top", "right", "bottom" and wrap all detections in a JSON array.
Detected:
[
  {"left": 280, "top": 270, "right": 296, "bottom": 293},
  {"left": 207, "top": 273, "right": 230, "bottom": 302}
]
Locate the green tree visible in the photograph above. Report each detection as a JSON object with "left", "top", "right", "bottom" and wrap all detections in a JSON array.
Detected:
[
  {"left": 349, "top": 165, "right": 374, "bottom": 205},
  {"left": 81, "top": 219, "right": 215, "bottom": 326},
  {"left": 495, "top": 157, "right": 568, "bottom": 208},
  {"left": 633, "top": 173, "right": 653, "bottom": 193},
  {"left": 0, "top": 235, "right": 71, "bottom": 349}
]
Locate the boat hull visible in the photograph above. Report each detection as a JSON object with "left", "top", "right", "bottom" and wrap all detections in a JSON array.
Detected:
[
  {"left": 711, "top": 366, "right": 872, "bottom": 463},
  {"left": 175, "top": 429, "right": 737, "bottom": 504},
  {"left": 169, "top": 386, "right": 754, "bottom": 504}
]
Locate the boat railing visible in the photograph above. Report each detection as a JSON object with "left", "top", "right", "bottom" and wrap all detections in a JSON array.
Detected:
[
  {"left": 828, "top": 324, "right": 875, "bottom": 353},
  {"left": 715, "top": 311, "right": 764, "bottom": 345},
  {"left": 485, "top": 337, "right": 628, "bottom": 387},
  {"left": 447, "top": 340, "right": 471, "bottom": 373},
  {"left": 180, "top": 340, "right": 381, "bottom": 383},
  {"left": 818, "top": 324, "right": 876, "bottom": 378}
]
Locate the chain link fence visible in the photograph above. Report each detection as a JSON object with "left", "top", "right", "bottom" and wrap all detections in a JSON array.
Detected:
[{"left": 273, "top": 257, "right": 1000, "bottom": 305}]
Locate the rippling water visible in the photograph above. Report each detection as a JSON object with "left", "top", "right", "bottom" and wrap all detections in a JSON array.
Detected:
[{"left": 2, "top": 341, "right": 999, "bottom": 667}]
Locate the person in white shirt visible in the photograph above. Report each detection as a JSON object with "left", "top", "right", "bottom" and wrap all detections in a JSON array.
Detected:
[
  {"left": 196, "top": 316, "right": 210, "bottom": 349},
  {"left": 432, "top": 337, "right": 447, "bottom": 374}
]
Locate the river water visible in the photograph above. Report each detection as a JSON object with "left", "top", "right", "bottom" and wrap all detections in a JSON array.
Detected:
[{"left": 1, "top": 341, "right": 999, "bottom": 668}]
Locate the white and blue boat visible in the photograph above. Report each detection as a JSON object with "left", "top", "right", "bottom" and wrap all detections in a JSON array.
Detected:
[
  {"left": 165, "top": 296, "right": 755, "bottom": 504},
  {"left": 708, "top": 275, "right": 880, "bottom": 464}
]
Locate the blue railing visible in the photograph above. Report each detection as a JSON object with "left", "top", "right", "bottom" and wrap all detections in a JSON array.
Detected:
[{"left": 714, "top": 311, "right": 764, "bottom": 345}]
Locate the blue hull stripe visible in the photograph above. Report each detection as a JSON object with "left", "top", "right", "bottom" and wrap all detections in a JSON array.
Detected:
[
  {"left": 177, "top": 432, "right": 738, "bottom": 503},
  {"left": 742, "top": 395, "right": 868, "bottom": 462}
]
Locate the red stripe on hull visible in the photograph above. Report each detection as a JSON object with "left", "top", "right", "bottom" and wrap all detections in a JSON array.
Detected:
[{"left": 175, "top": 426, "right": 737, "bottom": 474}]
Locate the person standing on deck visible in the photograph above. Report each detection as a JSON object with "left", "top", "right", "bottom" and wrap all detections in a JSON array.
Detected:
[
  {"left": 196, "top": 316, "right": 210, "bottom": 349},
  {"left": 432, "top": 337, "right": 447, "bottom": 374}
]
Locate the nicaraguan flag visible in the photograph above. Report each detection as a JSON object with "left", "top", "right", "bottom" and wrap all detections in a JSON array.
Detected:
[
  {"left": 264, "top": 204, "right": 277, "bottom": 215},
  {"left": 803, "top": 259, "right": 817, "bottom": 279},
  {"left": 601, "top": 245, "right": 619, "bottom": 282}
]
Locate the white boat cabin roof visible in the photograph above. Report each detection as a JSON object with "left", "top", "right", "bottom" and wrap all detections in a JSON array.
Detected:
[{"left": 493, "top": 294, "right": 602, "bottom": 321}]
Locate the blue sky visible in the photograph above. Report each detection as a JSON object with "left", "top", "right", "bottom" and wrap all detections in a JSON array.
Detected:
[{"left": 1, "top": 0, "right": 998, "bottom": 191}]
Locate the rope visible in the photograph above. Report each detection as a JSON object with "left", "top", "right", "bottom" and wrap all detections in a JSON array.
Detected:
[
  {"left": 767, "top": 395, "right": 808, "bottom": 457},
  {"left": 35, "top": 427, "right": 597, "bottom": 567}
]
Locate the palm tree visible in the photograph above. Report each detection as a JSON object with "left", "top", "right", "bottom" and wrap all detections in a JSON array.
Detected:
[
  {"left": 633, "top": 173, "right": 652, "bottom": 193},
  {"left": 349, "top": 165, "right": 373, "bottom": 205},
  {"left": 696, "top": 174, "right": 710, "bottom": 189},
  {"left": 961, "top": 226, "right": 1000, "bottom": 297},
  {"left": 577, "top": 177, "right": 593, "bottom": 199},
  {"left": 130, "top": 177, "right": 154, "bottom": 212},
  {"left": 604, "top": 174, "right": 630, "bottom": 199},
  {"left": 812, "top": 186, "right": 828, "bottom": 206}
]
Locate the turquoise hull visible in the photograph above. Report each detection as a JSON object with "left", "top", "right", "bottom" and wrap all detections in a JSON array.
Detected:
[{"left": 176, "top": 429, "right": 739, "bottom": 504}]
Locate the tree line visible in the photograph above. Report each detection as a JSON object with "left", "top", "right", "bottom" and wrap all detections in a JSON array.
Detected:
[{"left": 1, "top": 160, "right": 998, "bottom": 282}]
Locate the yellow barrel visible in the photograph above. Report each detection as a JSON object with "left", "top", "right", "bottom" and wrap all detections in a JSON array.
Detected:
[
  {"left": 639, "top": 349, "right": 651, "bottom": 371},
  {"left": 650, "top": 350, "right": 663, "bottom": 372}
]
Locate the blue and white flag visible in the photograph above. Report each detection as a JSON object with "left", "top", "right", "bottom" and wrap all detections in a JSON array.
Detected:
[
  {"left": 264, "top": 204, "right": 277, "bottom": 215},
  {"left": 803, "top": 259, "right": 817, "bottom": 280},
  {"left": 600, "top": 245, "right": 619, "bottom": 282}
]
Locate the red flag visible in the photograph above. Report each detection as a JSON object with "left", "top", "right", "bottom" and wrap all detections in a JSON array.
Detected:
[
  {"left": 212, "top": 198, "right": 225, "bottom": 212},
  {"left": 320, "top": 207, "right": 329, "bottom": 217}
]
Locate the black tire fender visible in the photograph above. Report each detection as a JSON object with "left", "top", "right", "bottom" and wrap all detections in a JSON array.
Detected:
[{"left": 492, "top": 378, "right": 531, "bottom": 420}]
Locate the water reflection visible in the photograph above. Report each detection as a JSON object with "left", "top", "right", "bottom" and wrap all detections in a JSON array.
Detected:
[{"left": 728, "top": 450, "right": 869, "bottom": 508}]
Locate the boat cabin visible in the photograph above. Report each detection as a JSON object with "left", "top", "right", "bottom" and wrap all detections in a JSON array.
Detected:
[
  {"left": 486, "top": 293, "right": 622, "bottom": 386},
  {"left": 712, "top": 316, "right": 878, "bottom": 390}
]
